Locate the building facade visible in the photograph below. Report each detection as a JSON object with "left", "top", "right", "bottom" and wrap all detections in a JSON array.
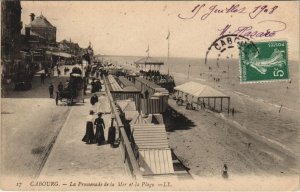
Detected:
[
  {"left": 21, "top": 13, "right": 57, "bottom": 73},
  {"left": 24, "top": 13, "right": 56, "bottom": 43},
  {"left": 1, "top": 0, "right": 22, "bottom": 82}
]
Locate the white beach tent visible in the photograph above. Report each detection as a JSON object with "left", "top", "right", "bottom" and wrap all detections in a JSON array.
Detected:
[{"left": 174, "top": 81, "right": 230, "bottom": 112}]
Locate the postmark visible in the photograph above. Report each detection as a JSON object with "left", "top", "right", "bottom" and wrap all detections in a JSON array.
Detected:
[
  {"left": 205, "top": 34, "right": 258, "bottom": 66},
  {"left": 239, "top": 40, "right": 289, "bottom": 83}
]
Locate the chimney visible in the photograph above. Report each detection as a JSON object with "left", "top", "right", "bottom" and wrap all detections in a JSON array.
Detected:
[{"left": 30, "top": 13, "right": 35, "bottom": 22}]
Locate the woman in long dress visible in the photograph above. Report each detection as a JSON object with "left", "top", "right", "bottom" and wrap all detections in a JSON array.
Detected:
[
  {"left": 82, "top": 110, "right": 95, "bottom": 144},
  {"left": 94, "top": 113, "right": 106, "bottom": 145}
]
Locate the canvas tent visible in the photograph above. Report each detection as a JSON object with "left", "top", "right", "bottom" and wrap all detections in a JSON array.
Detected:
[{"left": 174, "top": 81, "right": 230, "bottom": 112}]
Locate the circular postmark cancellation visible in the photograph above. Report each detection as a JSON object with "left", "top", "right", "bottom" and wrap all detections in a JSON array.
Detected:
[
  {"left": 205, "top": 34, "right": 258, "bottom": 66},
  {"left": 205, "top": 34, "right": 289, "bottom": 83},
  {"left": 204, "top": 34, "right": 258, "bottom": 83}
]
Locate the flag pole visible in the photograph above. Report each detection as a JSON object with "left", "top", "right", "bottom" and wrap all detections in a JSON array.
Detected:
[{"left": 167, "top": 29, "right": 170, "bottom": 75}]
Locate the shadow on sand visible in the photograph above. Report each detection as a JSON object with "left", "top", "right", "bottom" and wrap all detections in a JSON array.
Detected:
[{"left": 164, "top": 107, "right": 196, "bottom": 132}]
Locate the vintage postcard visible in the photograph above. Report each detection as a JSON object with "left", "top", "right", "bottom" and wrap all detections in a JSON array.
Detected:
[{"left": 1, "top": 0, "right": 299, "bottom": 191}]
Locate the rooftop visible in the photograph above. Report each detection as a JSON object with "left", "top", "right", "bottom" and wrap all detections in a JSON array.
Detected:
[
  {"left": 26, "top": 14, "right": 56, "bottom": 29},
  {"left": 134, "top": 57, "right": 164, "bottom": 65},
  {"left": 175, "top": 81, "right": 229, "bottom": 98}
]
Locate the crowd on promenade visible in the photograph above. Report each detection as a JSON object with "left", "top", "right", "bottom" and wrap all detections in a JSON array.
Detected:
[
  {"left": 139, "top": 70, "right": 174, "bottom": 84},
  {"left": 82, "top": 64, "right": 116, "bottom": 147}
]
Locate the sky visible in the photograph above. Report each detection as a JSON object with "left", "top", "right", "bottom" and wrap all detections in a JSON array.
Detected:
[{"left": 21, "top": 1, "right": 299, "bottom": 60}]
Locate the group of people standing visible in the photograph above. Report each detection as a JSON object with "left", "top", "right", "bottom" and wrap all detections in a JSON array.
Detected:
[
  {"left": 82, "top": 67, "right": 116, "bottom": 146},
  {"left": 82, "top": 110, "right": 106, "bottom": 145},
  {"left": 82, "top": 79, "right": 106, "bottom": 145},
  {"left": 91, "top": 79, "right": 102, "bottom": 93},
  {"left": 48, "top": 80, "right": 67, "bottom": 99},
  {"left": 82, "top": 94, "right": 116, "bottom": 146}
]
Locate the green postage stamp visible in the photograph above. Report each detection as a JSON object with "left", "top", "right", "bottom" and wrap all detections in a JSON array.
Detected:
[{"left": 239, "top": 40, "right": 289, "bottom": 83}]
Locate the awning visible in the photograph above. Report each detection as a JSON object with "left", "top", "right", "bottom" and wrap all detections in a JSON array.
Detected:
[
  {"left": 46, "top": 51, "right": 73, "bottom": 58},
  {"left": 174, "top": 81, "right": 228, "bottom": 98}
]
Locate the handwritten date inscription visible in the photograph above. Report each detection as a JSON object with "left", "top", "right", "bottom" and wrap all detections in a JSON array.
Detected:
[{"left": 178, "top": 4, "right": 278, "bottom": 20}]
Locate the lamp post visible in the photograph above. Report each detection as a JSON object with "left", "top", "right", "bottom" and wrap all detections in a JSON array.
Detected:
[{"left": 187, "top": 64, "right": 191, "bottom": 79}]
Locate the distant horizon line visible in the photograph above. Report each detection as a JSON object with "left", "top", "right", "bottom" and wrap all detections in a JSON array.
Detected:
[
  {"left": 94, "top": 54, "right": 210, "bottom": 60},
  {"left": 94, "top": 54, "right": 299, "bottom": 62}
]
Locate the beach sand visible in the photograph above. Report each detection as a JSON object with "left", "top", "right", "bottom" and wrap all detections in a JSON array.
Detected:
[{"left": 166, "top": 99, "right": 298, "bottom": 177}]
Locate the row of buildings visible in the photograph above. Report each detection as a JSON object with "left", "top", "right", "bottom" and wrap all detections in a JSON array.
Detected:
[{"left": 1, "top": 0, "right": 94, "bottom": 85}]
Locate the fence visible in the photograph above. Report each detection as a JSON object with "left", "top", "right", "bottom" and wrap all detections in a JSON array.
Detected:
[{"left": 104, "top": 78, "right": 142, "bottom": 178}]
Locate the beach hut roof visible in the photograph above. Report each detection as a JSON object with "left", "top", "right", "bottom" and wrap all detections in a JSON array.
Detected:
[
  {"left": 134, "top": 57, "right": 164, "bottom": 65},
  {"left": 118, "top": 76, "right": 134, "bottom": 86},
  {"left": 107, "top": 75, "right": 122, "bottom": 91},
  {"left": 135, "top": 77, "right": 169, "bottom": 94},
  {"left": 132, "top": 124, "right": 174, "bottom": 175},
  {"left": 131, "top": 114, "right": 151, "bottom": 125},
  {"left": 132, "top": 124, "right": 169, "bottom": 149},
  {"left": 118, "top": 76, "right": 139, "bottom": 92},
  {"left": 174, "top": 81, "right": 228, "bottom": 98},
  {"left": 116, "top": 100, "right": 137, "bottom": 111},
  {"left": 108, "top": 75, "right": 139, "bottom": 92}
]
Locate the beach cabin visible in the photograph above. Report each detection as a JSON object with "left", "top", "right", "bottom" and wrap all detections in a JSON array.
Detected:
[
  {"left": 107, "top": 75, "right": 141, "bottom": 110},
  {"left": 133, "top": 77, "right": 169, "bottom": 114},
  {"left": 104, "top": 77, "right": 190, "bottom": 178},
  {"left": 114, "top": 99, "right": 174, "bottom": 175}
]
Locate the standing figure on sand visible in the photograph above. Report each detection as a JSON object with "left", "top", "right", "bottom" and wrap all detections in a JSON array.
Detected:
[{"left": 94, "top": 112, "right": 106, "bottom": 145}]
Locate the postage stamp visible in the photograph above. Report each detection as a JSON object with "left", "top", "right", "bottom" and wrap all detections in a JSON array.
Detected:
[{"left": 239, "top": 40, "right": 289, "bottom": 83}]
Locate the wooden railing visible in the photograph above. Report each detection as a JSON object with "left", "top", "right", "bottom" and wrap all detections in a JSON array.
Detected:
[{"left": 104, "top": 77, "right": 142, "bottom": 178}]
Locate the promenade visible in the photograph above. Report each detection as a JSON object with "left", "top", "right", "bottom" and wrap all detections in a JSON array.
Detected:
[
  {"left": 1, "top": 65, "right": 129, "bottom": 190},
  {"left": 39, "top": 67, "right": 128, "bottom": 181}
]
